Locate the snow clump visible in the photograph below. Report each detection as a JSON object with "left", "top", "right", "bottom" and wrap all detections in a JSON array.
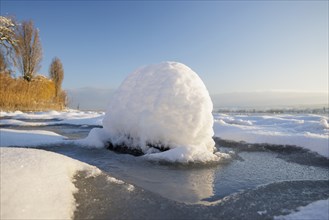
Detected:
[{"left": 102, "top": 61, "right": 224, "bottom": 163}]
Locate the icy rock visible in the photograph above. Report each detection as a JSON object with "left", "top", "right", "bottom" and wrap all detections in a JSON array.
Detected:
[{"left": 103, "top": 62, "right": 219, "bottom": 162}]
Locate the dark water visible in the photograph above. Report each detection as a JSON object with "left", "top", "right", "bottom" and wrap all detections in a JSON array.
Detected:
[{"left": 2, "top": 121, "right": 329, "bottom": 219}]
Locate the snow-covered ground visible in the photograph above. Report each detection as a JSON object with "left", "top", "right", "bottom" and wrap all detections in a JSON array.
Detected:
[
  {"left": 213, "top": 113, "right": 329, "bottom": 157},
  {"left": 0, "top": 128, "right": 67, "bottom": 147},
  {"left": 0, "top": 147, "right": 135, "bottom": 219},
  {"left": 0, "top": 109, "right": 104, "bottom": 126},
  {"left": 0, "top": 147, "right": 101, "bottom": 219},
  {"left": 1, "top": 110, "right": 328, "bottom": 158},
  {"left": 274, "top": 199, "right": 329, "bottom": 220}
]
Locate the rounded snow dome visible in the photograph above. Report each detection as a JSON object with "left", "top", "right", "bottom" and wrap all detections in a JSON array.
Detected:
[{"left": 103, "top": 62, "right": 218, "bottom": 162}]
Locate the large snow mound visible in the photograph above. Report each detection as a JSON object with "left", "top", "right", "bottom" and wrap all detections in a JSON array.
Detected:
[
  {"left": 102, "top": 62, "right": 221, "bottom": 163},
  {"left": 0, "top": 147, "right": 101, "bottom": 220}
]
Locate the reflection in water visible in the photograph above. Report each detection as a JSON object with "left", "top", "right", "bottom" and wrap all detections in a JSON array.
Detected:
[
  {"left": 47, "top": 145, "right": 217, "bottom": 204},
  {"left": 121, "top": 165, "right": 216, "bottom": 204},
  {"left": 45, "top": 143, "right": 329, "bottom": 205},
  {"left": 183, "top": 168, "right": 215, "bottom": 203}
]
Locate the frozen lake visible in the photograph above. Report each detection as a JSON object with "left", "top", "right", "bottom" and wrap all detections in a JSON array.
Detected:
[{"left": 1, "top": 111, "right": 328, "bottom": 219}]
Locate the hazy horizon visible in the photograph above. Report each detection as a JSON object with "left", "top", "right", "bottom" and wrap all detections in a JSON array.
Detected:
[{"left": 66, "top": 87, "right": 328, "bottom": 111}]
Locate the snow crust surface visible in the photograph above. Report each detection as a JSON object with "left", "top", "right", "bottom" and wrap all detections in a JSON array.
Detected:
[
  {"left": 0, "top": 128, "right": 66, "bottom": 147},
  {"left": 274, "top": 199, "right": 329, "bottom": 220},
  {"left": 76, "top": 127, "right": 109, "bottom": 148},
  {"left": 0, "top": 110, "right": 104, "bottom": 126},
  {"left": 0, "top": 147, "right": 101, "bottom": 220},
  {"left": 213, "top": 114, "right": 329, "bottom": 157},
  {"left": 102, "top": 62, "right": 219, "bottom": 162}
]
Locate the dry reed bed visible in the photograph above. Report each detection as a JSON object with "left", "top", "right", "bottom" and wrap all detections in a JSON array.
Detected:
[{"left": 0, "top": 74, "right": 66, "bottom": 111}]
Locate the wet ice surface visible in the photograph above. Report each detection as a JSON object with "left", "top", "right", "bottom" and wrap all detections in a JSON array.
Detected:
[
  {"left": 69, "top": 145, "right": 328, "bottom": 220},
  {"left": 74, "top": 172, "right": 328, "bottom": 220},
  {"left": 46, "top": 142, "right": 329, "bottom": 205},
  {"left": 1, "top": 117, "right": 329, "bottom": 219}
]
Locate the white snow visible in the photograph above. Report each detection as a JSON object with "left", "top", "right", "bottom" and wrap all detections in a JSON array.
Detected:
[
  {"left": 1, "top": 92, "right": 328, "bottom": 160},
  {"left": 1, "top": 109, "right": 328, "bottom": 158},
  {"left": 213, "top": 114, "right": 329, "bottom": 158},
  {"left": 0, "top": 119, "right": 47, "bottom": 126},
  {"left": 0, "top": 147, "right": 101, "bottom": 220},
  {"left": 75, "top": 127, "right": 109, "bottom": 148},
  {"left": 144, "top": 144, "right": 231, "bottom": 163},
  {"left": 320, "top": 118, "right": 329, "bottom": 129},
  {"left": 102, "top": 62, "right": 220, "bottom": 163},
  {"left": 0, "top": 128, "right": 67, "bottom": 147},
  {"left": 106, "top": 176, "right": 135, "bottom": 192},
  {"left": 0, "top": 110, "right": 104, "bottom": 126},
  {"left": 274, "top": 199, "right": 329, "bottom": 220}
]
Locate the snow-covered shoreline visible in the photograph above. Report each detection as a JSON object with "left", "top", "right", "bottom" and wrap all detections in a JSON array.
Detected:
[
  {"left": 0, "top": 109, "right": 104, "bottom": 126},
  {"left": 1, "top": 110, "right": 328, "bottom": 219},
  {"left": 213, "top": 113, "right": 329, "bottom": 158},
  {"left": 0, "top": 147, "right": 101, "bottom": 219},
  {"left": 1, "top": 110, "right": 328, "bottom": 158},
  {"left": 0, "top": 128, "right": 67, "bottom": 147}
]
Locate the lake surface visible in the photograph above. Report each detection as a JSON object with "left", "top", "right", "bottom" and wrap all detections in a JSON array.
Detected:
[{"left": 1, "top": 119, "right": 329, "bottom": 219}]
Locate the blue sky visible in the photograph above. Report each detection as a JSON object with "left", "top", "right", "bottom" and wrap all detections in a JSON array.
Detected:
[{"left": 1, "top": 1, "right": 328, "bottom": 95}]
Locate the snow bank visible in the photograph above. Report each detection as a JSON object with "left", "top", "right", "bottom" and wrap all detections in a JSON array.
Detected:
[
  {"left": 0, "top": 147, "right": 101, "bottom": 219},
  {"left": 0, "top": 110, "right": 104, "bottom": 126},
  {"left": 0, "top": 119, "right": 47, "bottom": 126},
  {"left": 274, "top": 199, "right": 329, "bottom": 220},
  {"left": 0, "top": 128, "right": 66, "bottom": 147},
  {"left": 214, "top": 114, "right": 329, "bottom": 158},
  {"left": 1, "top": 109, "right": 84, "bottom": 120},
  {"left": 102, "top": 62, "right": 221, "bottom": 163}
]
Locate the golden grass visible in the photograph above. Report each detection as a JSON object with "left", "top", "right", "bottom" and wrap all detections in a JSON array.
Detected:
[{"left": 0, "top": 74, "right": 67, "bottom": 111}]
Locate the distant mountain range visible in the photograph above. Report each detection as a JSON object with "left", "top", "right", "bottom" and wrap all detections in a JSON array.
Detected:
[{"left": 66, "top": 87, "right": 328, "bottom": 111}]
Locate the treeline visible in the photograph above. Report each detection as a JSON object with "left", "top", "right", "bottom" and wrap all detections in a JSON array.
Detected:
[{"left": 0, "top": 16, "right": 66, "bottom": 111}]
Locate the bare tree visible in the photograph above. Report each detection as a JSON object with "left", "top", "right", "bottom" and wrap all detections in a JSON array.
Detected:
[
  {"left": 0, "top": 16, "right": 18, "bottom": 70},
  {"left": 15, "top": 20, "right": 42, "bottom": 81},
  {"left": 0, "top": 16, "right": 17, "bottom": 52},
  {"left": 49, "top": 57, "right": 64, "bottom": 97}
]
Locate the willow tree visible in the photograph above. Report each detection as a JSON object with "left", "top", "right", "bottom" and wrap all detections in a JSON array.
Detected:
[
  {"left": 49, "top": 57, "right": 64, "bottom": 97},
  {"left": 15, "top": 20, "right": 42, "bottom": 81}
]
